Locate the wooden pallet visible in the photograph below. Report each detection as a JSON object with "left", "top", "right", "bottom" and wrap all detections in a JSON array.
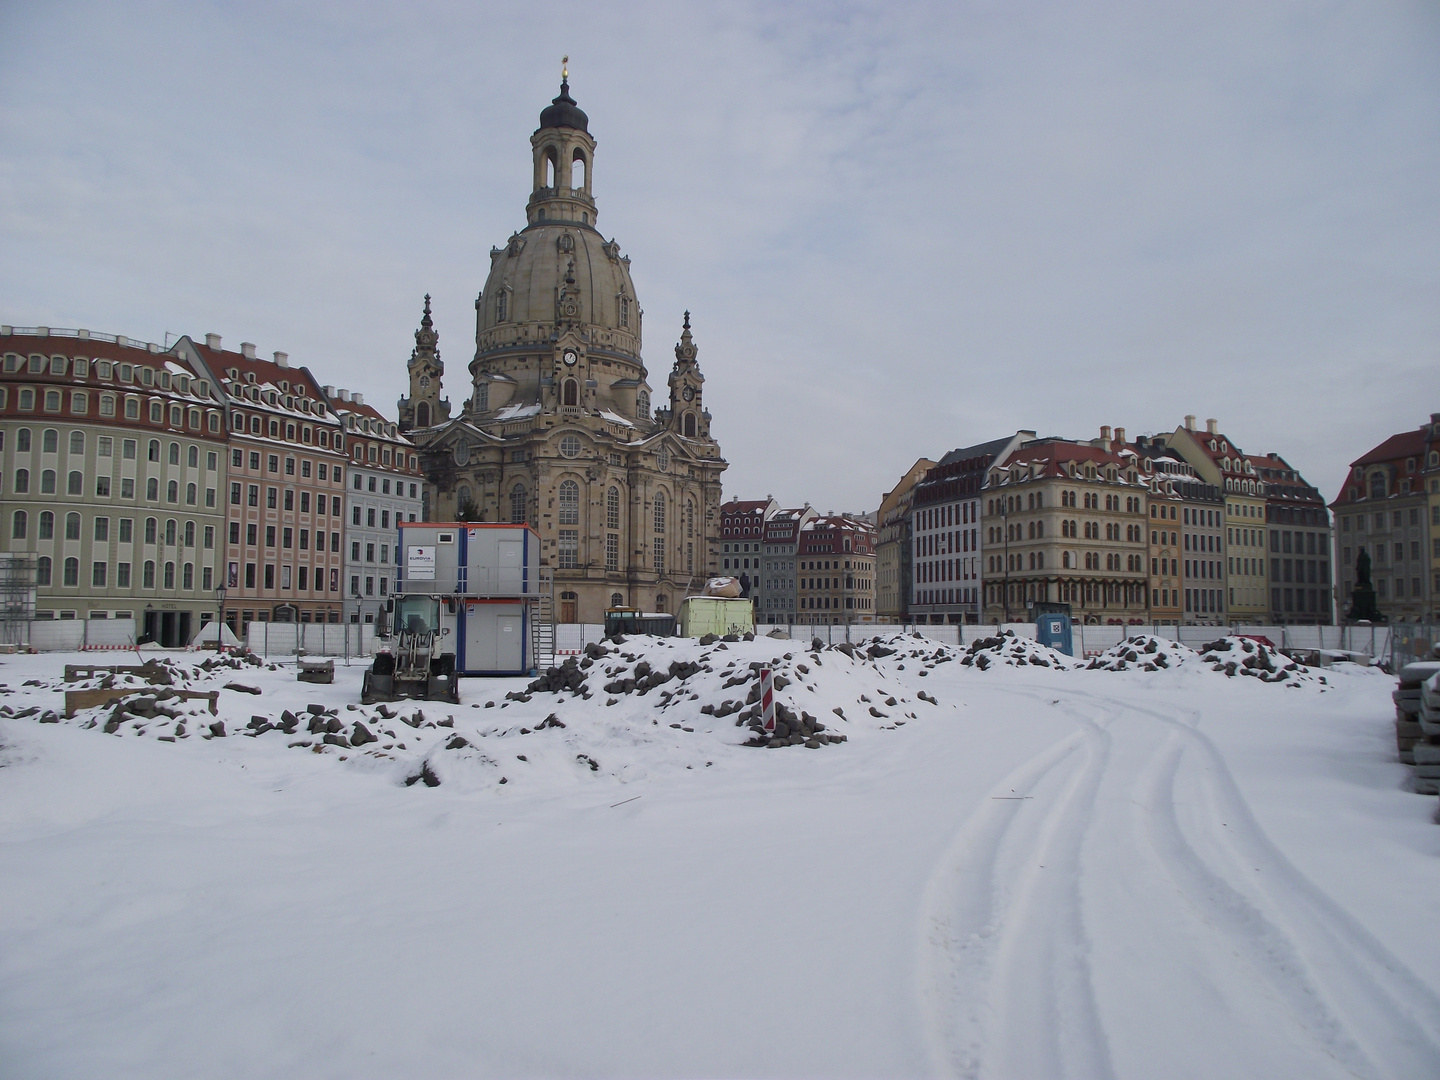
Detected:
[{"left": 63, "top": 687, "right": 218, "bottom": 719}]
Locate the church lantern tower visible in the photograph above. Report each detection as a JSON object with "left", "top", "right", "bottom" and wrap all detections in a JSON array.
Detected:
[
  {"left": 398, "top": 294, "right": 450, "bottom": 432},
  {"left": 666, "top": 312, "right": 710, "bottom": 440}
]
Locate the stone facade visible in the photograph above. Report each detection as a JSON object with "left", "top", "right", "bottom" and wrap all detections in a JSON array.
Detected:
[
  {"left": 795, "top": 515, "right": 876, "bottom": 624},
  {"left": 405, "top": 77, "right": 727, "bottom": 623},
  {"left": 978, "top": 435, "right": 1150, "bottom": 625},
  {"left": 1332, "top": 415, "right": 1440, "bottom": 622},
  {"left": 3, "top": 327, "right": 229, "bottom": 644},
  {"left": 321, "top": 387, "right": 424, "bottom": 624},
  {"left": 875, "top": 457, "right": 935, "bottom": 621}
]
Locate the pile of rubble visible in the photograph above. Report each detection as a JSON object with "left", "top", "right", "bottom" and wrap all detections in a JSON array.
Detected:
[
  {"left": 1087, "top": 635, "right": 1196, "bottom": 672},
  {"left": 1194, "top": 637, "right": 1325, "bottom": 687},
  {"left": 958, "top": 632, "right": 1076, "bottom": 671}
]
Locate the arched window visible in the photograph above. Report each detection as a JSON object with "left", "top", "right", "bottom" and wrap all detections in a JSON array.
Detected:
[
  {"left": 64, "top": 512, "right": 80, "bottom": 540},
  {"left": 563, "top": 379, "right": 579, "bottom": 406},
  {"left": 686, "top": 499, "right": 695, "bottom": 539},
  {"left": 416, "top": 401, "right": 430, "bottom": 427},
  {"left": 144, "top": 518, "right": 157, "bottom": 544},
  {"left": 684, "top": 412, "right": 696, "bottom": 438},
  {"left": 558, "top": 479, "right": 580, "bottom": 524},
  {"left": 146, "top": 478, "right": 159, "bottom": 501},
  {"left": 510, "top": 483, "right": 527, "bottom": 524},
  {"left": 619, "top": 296, "right": 629, "bottom": 328},
  {"left": 636, "top": 390, "right": 649, "bottom": 419},
  {"left": 476, "top": 382, "right": 488, "bottom": 412},
  {"left": 571, "top": 148, "right": 586, "bottom": 189},
  {"left": 165, "top": 520, "right": 177, "bottom": 545},
  {"left": 545, "top": 147, "right": 558, "bottom": 188},
  {"left": 655, "top": 593, "right": 667, "bottom": 612},
  {"left": 14, "top": 468, "right": 28, "bottom": 493},
  {"left": 36, "top": 556, "right": 51, "bottom": 585},
  {"left": 42, "top": 428, "right": 58, "bottom": 453},
  {"left": 67, "top": 471, "right": 82, "bottom": 495},
  {"left": 1062, "top": 550, "right": 1071, "bottom": 569},
  {"left": 63, "top": 557, "right": 79, "bottom": 587},
  {"left": 653, "top": 490, "right": 666, "bottom": 534},
  {"left": 496, "top": 290, "right": 508, "bottom": 322},
  {"left": 142, "top": 560, "right": 156, "bottom": 588},
  {"left": 610, "top": 592, "right": 624, "bottom": 607},
  {"left": 11, "top": 510, "right": 26, "bottom": 538},
  {"left": 606, "top": 486, "right": 620, "bottom": 530},
  {"left": 69, "top": 431, "right": 84, "bottom": 454},
  {"left": 186, "top": 483, "right": 197, "bottom": 505},
  {"left": 167, "top": 480, "right": 179, "bottom": 503},
  {"left": 38, "top": 511, "right": 53, "bottom": 539},
  {"left": 1369, "top": 472, "right": 1385, "bottom": 499}
]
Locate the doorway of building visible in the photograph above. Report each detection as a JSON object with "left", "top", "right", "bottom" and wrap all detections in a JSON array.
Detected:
[{"left": 560, "top": 591, "right": 578, "bottom": 623}]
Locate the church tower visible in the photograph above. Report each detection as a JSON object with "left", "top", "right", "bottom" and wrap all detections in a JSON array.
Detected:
[
  {"left": 664, "top": 311, "right": 710, "bottom": 440},
  {"left": 407, "top": 64, "right": 728, "bottom": 624},
  {"left": 398, "top": 294, "right": 450, "bottom": 432}
]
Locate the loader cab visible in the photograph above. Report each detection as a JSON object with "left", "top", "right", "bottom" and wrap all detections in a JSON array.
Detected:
[{"left": 393, "top": 595, "right": 441, "bottom": 637}]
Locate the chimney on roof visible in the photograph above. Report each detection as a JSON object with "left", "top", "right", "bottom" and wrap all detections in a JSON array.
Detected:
[
  {"left": 1184, "top": 414, "right": 1196, "bottom": 430},
  {"left": 1206, "top": 418, "right": 1218, "bottom": 435},
  {"left": 322, "top": 385, "right": 335, "bottom": 397},
  {"left": 352, "top": 392, "right": 364, "bottom": 406},
  {"left": 1100, "top": 425, "right": 1112, "bottom": 444},
  {"left": 205, "top": 333, "right": 221, "bottom": 351},
  {"left": 273, "top": 351, "right": 289, "bottom": 368},
  {"left": 338, "top": 389, "right": 351, "bottom": 402},
  {"left": 1115, "top": 426, "right": 1126, "bottom": 445},
  {"left": 240, "top": 342, "right": 257, "bottom": 360}
]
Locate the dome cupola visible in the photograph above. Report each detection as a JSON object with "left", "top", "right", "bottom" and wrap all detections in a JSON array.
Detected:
[{"left": 526, "top": 58, "right": 598, "bottom": 229}]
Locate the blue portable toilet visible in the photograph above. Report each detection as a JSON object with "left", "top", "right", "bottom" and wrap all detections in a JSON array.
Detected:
[{"left": 1035, "top": 610, "right": 1073, "bottom": 656}]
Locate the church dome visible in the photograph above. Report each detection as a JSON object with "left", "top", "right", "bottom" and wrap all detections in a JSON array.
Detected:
[
  {"left": 476, "top": 223, "right": 641, "bottom": 360},
  {"left": 538, "top": 80, "right": 589, "bottom": 133}
]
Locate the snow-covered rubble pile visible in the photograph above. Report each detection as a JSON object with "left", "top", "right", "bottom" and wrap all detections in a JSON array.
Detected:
[
  {"left": 1086, "top": 634, "right": 1197, "bottom": 672},
  {"left": 1193, "top": 636, "right": 1326, "bottom": 687},
  {"left": 957, "top": 631, "right": 1077, "bottom": 671}
]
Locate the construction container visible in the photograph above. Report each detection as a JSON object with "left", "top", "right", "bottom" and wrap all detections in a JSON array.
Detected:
[
  {"left": 395, "top": 523, "right": 538, "bottom": 597},
  {"left": 677, "top": 596, "right": 755, "bottom": 638},
  {"left": 458, "top": 599, "right": 530, "bottom": 675}
]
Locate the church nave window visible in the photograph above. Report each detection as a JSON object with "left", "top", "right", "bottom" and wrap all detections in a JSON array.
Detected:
[
  {"left": 496, "top": 290, "right": 508, "bottom": 322},
  {"left": 606, "top": 486, "right": 620, "bottom": 530},
  {"left": 558, "top": 480, "right": 580, "bottom": 525},
  {"left": 510, "top": 483, "right": 527, "bottom": 525},
  {"left": 653, "top": 490, "right": 666, "bottom": 534}
]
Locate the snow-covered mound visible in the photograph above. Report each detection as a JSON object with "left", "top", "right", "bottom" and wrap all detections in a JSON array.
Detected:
[
  {"left": 957, "top": 630, "right": 1078, "bottom": 671},
  {"left": 1087, "top": 634, "right": 1198, "bottom": 672},
  {"left": 1193, "top": 635, "right": 1327, "bottom": 687}
]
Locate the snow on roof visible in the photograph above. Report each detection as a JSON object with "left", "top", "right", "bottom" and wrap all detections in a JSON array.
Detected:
[
  {"left": 598, "top": 409, "right": 634, "bottom": 428},
  {"left": 493, "top": 403, "right": 542, "bottom": 421}
]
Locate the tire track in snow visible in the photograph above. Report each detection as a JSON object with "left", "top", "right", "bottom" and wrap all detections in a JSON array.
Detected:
[
  {"left": 1126, "top": 698, "right": 1440, "bottom": 1079},
  {"left": 918, "top": 691, "right": 1116, "bottom": 1080}
]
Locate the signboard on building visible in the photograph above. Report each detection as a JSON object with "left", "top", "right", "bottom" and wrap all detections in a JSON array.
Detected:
[{"left": 407, "top": 546, "right": 436, "bottom": 581}]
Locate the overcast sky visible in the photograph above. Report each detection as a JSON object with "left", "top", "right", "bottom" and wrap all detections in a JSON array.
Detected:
[{"left": 3, "top": 1, "right": 1437, "bottom": 512}]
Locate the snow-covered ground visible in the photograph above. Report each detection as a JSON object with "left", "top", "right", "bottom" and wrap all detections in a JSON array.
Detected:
[{"left": 2, "top": 634, "right": 1438, "bottom": 1079}]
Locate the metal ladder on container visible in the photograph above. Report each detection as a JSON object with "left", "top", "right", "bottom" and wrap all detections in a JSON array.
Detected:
[{"left": 528, "top": 567, "right": 556, "bottom": 673}]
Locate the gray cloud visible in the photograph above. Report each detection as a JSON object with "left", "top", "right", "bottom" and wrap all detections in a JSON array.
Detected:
[{"left": 3, "top": 1, "right": 1437, "bottom": 511}]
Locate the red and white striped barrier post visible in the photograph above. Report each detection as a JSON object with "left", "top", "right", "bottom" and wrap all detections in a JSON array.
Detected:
[{"left": 760, "top": 667, "right": 776, "bottom": 736}]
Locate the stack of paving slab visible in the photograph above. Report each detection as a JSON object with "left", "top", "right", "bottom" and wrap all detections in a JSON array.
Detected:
[{"left": 1396, "top": 658, "right": 1440, "bottom": 795}]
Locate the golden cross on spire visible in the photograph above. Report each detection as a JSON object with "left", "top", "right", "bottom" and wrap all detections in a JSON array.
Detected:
[{"left": 562, "top": 55, "right": 569, "bottom": 81}]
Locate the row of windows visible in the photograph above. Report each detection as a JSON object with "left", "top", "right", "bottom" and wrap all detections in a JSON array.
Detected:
[
  {"left": 32, "top": 556, "right": 212, "bottom": 592},
  {"left": 1341, "top": 507, "right": 1436, "bottom": 531},
  {"left": 7, "top": 429, "right": 216, "bottom": 467},
  {"left": 228, "top": 521, "right": 342, "bottom": 552},
  {"left": 230, "top": 411, "right": 339, "bottom": 449},
  {"left": 15, "top": 469, "right": 215, "bottom": 505},
  {"left": 351, "top": 471, "right": 417, "bottom": 497},
  {"left": 2, "top": 386, "right": 220, "bottom": 431},
  {"left": 12, "top": 510, "right": 214, "bottom": 547},
  {"left": 231, "top": 563, "right": 339, "bottom": 592},
  {"left": 3, "top": 354, "right": 209, "bottom": 394},
  {"left": 232, "top": 485, "right": 344, "bottom": 515},
  {"left": 230, "top": 447, "right": 344, "bottom": 482}
]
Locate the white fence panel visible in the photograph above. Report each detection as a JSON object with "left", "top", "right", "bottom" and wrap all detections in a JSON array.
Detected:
[
  {"left": 86, "top": 618, "right": 137, "bottom": 647},
  {"left": 246, "top": 622, "right": 375, "bottom": 658},
  {"left": 26, "top": 621, "right": 85, "bottom": 650}
]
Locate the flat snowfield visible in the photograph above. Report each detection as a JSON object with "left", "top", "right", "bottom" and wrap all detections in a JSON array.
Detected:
[{"left": 2, "top": 635, "right": 1439, "bottom": 1079}]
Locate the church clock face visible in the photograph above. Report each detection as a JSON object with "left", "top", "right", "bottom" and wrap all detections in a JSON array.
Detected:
[
  {"left": 682, "top": 385, "right": 695, "bottom": 402},
  {"left": 563, "top": 349, "right": 578, "bottom": 366}
]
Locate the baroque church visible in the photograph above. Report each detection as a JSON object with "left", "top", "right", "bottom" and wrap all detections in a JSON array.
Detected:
[{"left": 398, "top": 69, "right": 728, "bottom": 623}]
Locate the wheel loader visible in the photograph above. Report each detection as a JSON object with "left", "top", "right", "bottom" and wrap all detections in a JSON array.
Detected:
[{"left": 361, "top": 595, "right": 460, "bottom": 704}]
